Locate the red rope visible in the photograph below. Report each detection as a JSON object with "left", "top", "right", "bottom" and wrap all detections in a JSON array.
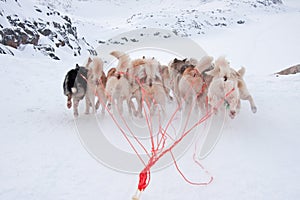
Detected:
[
  {"left": 100, "top": 69, "right": 235, "bottom": 193},
  {"left": 170, "top": 150, "right": 213, "bottom": 186},
  {"left": 135, "top": 87, "right": 235, "bottom": 192}
]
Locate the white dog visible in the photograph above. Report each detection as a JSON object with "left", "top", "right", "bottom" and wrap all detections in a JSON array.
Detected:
[
  {"left": 178, "top": 66, "right": 207, "bottom": 114},
  {"left": 84, "top": 56, "right": 106, "bottom": 115},
  {"left": 206, "top": 57, "right": 257, "bottom": 119},
  {"left": 159, "top": 65, "right": 173, "bottom": 101},
  {"left": 141, "top": 82, "right": 167, "bottom": 117},
  {"left": 107, "top": 52, "right": 146, "bottom": 116}
]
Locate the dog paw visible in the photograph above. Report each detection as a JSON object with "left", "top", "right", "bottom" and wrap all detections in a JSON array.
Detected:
[
  {"left": 67, "top": 101, "right": 72, "bottom": 109},
  {"left": 95, "top": 102, "right": 100, "bottom": 110}
]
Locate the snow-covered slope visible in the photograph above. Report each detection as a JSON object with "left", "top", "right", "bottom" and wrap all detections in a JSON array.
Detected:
[
  {"left": 0, "top": 0, "right": 299, "bottom": 200},
  {"left": 1, "top": 0, "right": 285, "bottom": 60},
  {"left": 0, "top": 0, "right": 96, "bottom": 59}
]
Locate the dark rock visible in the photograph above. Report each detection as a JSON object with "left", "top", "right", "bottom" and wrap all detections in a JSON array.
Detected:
[
  {"left": 55, "top": 40, "right": 65, "bottom": 48},
  {"left": 62, "top": 15, "right": 71, "bottom": 23},
  {"left": 35, "top": 44, "right": 54, "bottom": 52},
  {"left": 53, "top": 21, "right": 61, "bottom": 29},
  {"left": 24, "top": 28, "right": 34, "bottom": 36},
  {"left": 17, "top": 22, "right": 25, "bottom": 29},
  {"left": 130, "top": 38, "right": 139, "bottom": 42},
  {"left": 1, "top": 5, "right": 94, "bottom": 60},
  {"left": 275, "top": 64, "right": 300, "bottom": 75},
  {"left": 30, "top": 34, "right": 39, "bottom": 45},
  {"left": 39, "top": 28, "right": 52, "bottom": 36},
  {"left": 49, "top": 53, "right": 60, "bottom": 60}
]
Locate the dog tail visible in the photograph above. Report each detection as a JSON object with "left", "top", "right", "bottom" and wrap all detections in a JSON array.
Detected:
[
  {"left": 197, "top": 55, "right": 214, "bottom": 73},
  {"left": 132, "top": 58, "right": 146, "bottom": 68},
  {"left": 215, "top": 56, "right": 229, "bottom": 69},
  {"left": 238, "top": 67, "right": 246, "bottom": 77},
  {"left": 110, "top": 50, "right": 125, "bottom": 59},
  {"left": 110, "top": 51, "right": 130, "bottom": 72},
  {"left": 92, "top": 57, "right": 104, "bottom": 77}
]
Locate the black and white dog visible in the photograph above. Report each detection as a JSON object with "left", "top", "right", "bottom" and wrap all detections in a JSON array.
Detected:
[{"left": 63, "top": 64, "right": 88, "bottom": 117}]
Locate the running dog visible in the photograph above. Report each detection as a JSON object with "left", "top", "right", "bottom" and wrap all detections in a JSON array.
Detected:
[
  {"left": 178, "top": 66, "right": 207, "bottom": 114},
  {"left": 109, "top": 51, "right": 146, "bottom": 116},
  {"left": 159, "top": 65, "right": 173, "bottom": 101},
  {"left": 63, "top": 64, "right": 88, "bottom": 117},
  {"left": 142, "top": 82, "right": 167, "bottom": 117},
  {"left": 84, "top": 56, "right": 107, "bottom": 115},
  {"left": 206, "top": 57, "right": 257, "bottom": 119}
]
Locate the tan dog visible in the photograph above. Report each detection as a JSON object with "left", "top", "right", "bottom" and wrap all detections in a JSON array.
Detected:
[
  {"left": 178, "top": 66, "right": 207, "bottom": 114},
  {"left": 84, "top": 56, "right": 106, "bottom": 115},
  {"left": 206, "top": 57, "right": 257, "bottom": 119},
  {"left": 108, "top": 52, "right": 146, "bottom": 116},
  {"left": 141, "top": 82, "right": 167, "bottom": 117},
  {"left": 142, "top": 56, "right": 161, "bottom": 86},
  {"left": 159, "top": 65, "right": 173, "bottom": 101},
  {"left": 105, "top": 68, "right": 128, "bottom": 114},
  {"left": 95, "top": 70, "right": 107, "bottom": 115}
]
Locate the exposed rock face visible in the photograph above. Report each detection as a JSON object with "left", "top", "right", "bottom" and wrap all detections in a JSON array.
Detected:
[
  {"left": 257, "top": 0, "right": 283, "bottom": 6},
  {"left": 0, "top": 1, "right": 97, "bottom": 59},
  {"left": 275, "top": 64, "right": 300, "bottom": 75}
]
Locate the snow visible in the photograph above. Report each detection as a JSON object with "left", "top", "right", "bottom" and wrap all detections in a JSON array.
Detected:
[{"left": 1, "top": 0, "right": 300, "bottom": 200}]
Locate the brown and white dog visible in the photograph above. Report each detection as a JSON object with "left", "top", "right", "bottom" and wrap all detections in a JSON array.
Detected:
[
  {"left": 206, "top": 57, "right": 257, "bottom": 119},
  {"left": 159, "top": 65, "right": 173, "bottom": 101},
  {"left": 138, "top": 57, "right": 168, "bottom": 117},
  {"left": 107, "top": 51, "right": 145, "bottom": 116},
  {"left": 168, "top": 56, "right": 213, "bottom": 108},
  {"left": 141, "top": 82, "right": 167, "bottom": 117},
  {"left": 178, "top": 66, "right": 207, "bottom": 114},
  {"left": 84, "top": 56, "right": 107, "bottom": 115}
]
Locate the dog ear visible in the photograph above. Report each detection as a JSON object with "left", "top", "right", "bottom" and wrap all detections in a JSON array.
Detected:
[
  {"left": 183, "top": 58, "right": 187, "bottom": 62},
  {"left": 238, "top": 67, "right": 246, "bottom": 77},
  {"left": 174, "top": 58, "right": 178, "bottom": 63}
]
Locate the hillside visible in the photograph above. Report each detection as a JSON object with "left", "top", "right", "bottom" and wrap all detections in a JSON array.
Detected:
[{"left": 1, "top": 0, "right": 284, "bottom": 59}]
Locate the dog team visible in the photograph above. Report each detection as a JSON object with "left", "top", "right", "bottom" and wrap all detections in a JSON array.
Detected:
[{"left": 63, "top": 51, "right": 257, "bottom": 119}]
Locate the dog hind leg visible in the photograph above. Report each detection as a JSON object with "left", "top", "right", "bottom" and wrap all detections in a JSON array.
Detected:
[{"left": 73, "top": 98, "right": 80, "bottom": 117}]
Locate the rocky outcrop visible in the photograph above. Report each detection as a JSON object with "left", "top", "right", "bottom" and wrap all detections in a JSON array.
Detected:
[
  {"left": 0, "top": 2, "right": 97, "bottom": 59},
  {"left": 275, "top": 64, "right": 300, "bottom": 76}
]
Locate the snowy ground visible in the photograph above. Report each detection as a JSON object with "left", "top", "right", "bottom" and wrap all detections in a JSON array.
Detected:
[{"left": 1, "top": 1, "right": 300, "bottom": 200}]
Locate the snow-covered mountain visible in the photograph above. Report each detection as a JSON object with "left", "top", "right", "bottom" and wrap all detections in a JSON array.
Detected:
[
  {"left": 0, "top": 0, "right": 97, "bottom": 59},
  {"left": 1, "top": 0, "right": 284, "bottom": 59}
]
